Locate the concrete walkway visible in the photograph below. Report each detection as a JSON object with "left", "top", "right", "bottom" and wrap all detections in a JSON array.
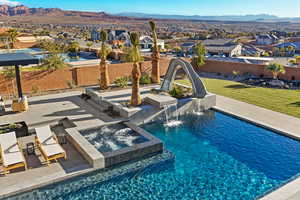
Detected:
[{"left": 214, "top": 95, "right": 300, "bottom": 200}]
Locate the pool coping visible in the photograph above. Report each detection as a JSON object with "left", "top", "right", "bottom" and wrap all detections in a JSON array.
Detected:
[
  {"left": 212, "top": 106, "right": 300, "bottom": 200},
  {"left": 75, "top": 122, "right": 164, "bottom": 169}
]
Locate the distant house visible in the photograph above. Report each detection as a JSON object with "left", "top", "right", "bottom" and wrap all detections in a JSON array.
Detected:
[
  {"left": 255, "top": 34, "right": 278, "bottom": 45},
  {"left": 91, "top": 28, "right": 100, "bottom": 41},
  {"left": 276, "top": 42, "right": 300, "bottom": 53},
  {"left": 203, "top": 39, "right": 242, "bottom": 57},
  {"left": 241, "top": 45, "right": 265, "bottom": 57},
  {"left": 180, "top": 42, "right": 196, "bottom": 52},
  {"left": 180, "top": 39, "right": 242, "bottom": 57},
  {"left": 139, "top": 35, "right": 165, "bottom": 52},
  {"left": 91, "top": 29, "right": 130, "bottom": 43}
]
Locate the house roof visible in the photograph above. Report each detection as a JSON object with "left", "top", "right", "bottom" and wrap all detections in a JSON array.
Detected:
[
  {"left": 202, "top": 39, "right": 234, "bottom": 46},
  {"left": 206, "top": 45, "right": 240, "bottom": 53}
]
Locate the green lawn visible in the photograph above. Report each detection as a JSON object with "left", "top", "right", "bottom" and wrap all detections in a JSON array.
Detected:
[{"left": 177, "top": 78, "right": 300, "bottom": 118}]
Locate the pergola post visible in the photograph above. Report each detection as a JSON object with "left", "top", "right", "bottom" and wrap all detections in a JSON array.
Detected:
[{"left": 15, "top": 65, "right": 23, "bottom": 99}]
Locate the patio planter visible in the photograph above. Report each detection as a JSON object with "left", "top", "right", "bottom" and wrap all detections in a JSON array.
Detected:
[{"left": 0, "top": 121, "right": 29, "bottom": 138}]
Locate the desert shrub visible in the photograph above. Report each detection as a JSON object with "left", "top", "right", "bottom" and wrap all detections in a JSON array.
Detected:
[
  {"left": 289, "top": 59, "right": 297, "bottom": 65},
  {"left": 140, "top": 74, "right": 152, "bottom": 85},
  {"left": 169, "top": 86, "right": 184, "bottom": 98},
  {"left": 67, "top": 80, "right": 76, "bottom": 89},
  {"left": 115, "top": 76, "right": 129, "bottom": 88},
  {"left": 31, "top": 85, "right": 40, "bottom": 94},
  {"left": 232, "top": 70, "right": 240, "bottom": 78}
]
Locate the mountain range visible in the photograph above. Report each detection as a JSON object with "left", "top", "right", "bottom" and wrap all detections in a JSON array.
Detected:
[
  {"left": 116, "top": 12, "right": 300, "bottom": 22},
  {"left": 0, "top": 5, "right": 300, "bottom": 23},
  {"left": 0, "top": 5, "right": 131, "bottom": 20}
]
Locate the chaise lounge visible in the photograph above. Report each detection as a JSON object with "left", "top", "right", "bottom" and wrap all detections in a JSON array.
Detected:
[
  {"left": 35, "top": 126, "right": 67, "bottom": 165},
  {"left": 0, "top": 131, "right": 27, "bottom": 174}
]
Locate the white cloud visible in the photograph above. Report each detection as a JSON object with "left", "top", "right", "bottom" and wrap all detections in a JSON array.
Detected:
[{"left": 0, "top": 0, "right": 21, "bottom": 6}]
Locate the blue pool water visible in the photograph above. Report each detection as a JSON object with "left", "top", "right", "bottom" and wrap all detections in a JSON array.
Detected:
[
  {"left": 56, "top": 111, "right": 300, "bottom": 200},
  {"left": 0, "top": 48, "right": 98, "bottom": 62}
]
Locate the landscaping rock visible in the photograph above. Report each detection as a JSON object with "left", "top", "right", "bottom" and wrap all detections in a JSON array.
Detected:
[{"left": 269, "top": 80, "right": 285, "bottom": 87}]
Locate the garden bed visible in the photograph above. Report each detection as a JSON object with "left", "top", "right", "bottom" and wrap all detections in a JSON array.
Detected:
[{"left": 0, "top": 121, "right": 29, "bottom": 137}]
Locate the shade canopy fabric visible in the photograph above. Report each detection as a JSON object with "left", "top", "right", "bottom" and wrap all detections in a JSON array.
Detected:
[{"left": 0, "top": 53, "right": 39, "bottom": 66}]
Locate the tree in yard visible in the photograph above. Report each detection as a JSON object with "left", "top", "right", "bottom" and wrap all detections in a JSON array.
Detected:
[
  {"left": 40, "top": 54, "right": 69, "bottom": 71},
  {"left": 192, "top": 43, "right": 206, "bottom": 68},
  {"left": 86, "top": 42, "right": 93, "bottom": 51},
  {"left": 149, "top": 20, "right": 160, "bottom": 84},
  {"left": 266, "top": 63, "right": 286, "bottom": 79},
  {"left": 68, "top": 41, "right": 80, "bottom": 55},
  {"left": 7, "top": 29, "right": 19, "bottom": 49},
  {"left": 129, "top": 32, "right": 143, "bottom": 106},
  {"left": 99, "top": 30, "right": 111, "bottom": 90},
  {"left": 38, "top": 40, "right": 69, "bottom": 71}
]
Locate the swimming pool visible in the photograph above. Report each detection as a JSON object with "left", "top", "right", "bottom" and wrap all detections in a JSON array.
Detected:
[
  {"left": 0, "top": 48, "right": 98, "bottom": 62},
  {"left": 52, "top": 110, "right": 300, "bottom": 200}
]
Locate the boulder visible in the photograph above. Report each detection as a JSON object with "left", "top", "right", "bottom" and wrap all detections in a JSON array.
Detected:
[{"left": 269, "top": 80, "right": 285, "bottom": 87}]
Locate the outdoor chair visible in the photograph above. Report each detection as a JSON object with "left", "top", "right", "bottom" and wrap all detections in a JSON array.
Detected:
[
  {"left": 35, "top": 126, "right": 67, "bottom": 165},
  {"left": 0, "top": 131, "right": 27, "bottom": 174}
]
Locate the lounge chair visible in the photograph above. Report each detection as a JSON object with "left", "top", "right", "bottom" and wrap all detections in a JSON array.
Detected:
[
  {"left": 35, "top": 126, "right": 67, "bottom": 165},
  {"left": 0, "top": 131, "right": 27, "bottom": 174}
]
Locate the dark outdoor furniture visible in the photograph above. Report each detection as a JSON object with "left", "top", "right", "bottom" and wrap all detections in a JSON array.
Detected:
[
  {"left": 26, "top": 142, "right": 35, "bottom": 155},
  {"left": 0, "top": 121, "right": 29, "bottom": 138},
  {"left": 57, "top": 133, "right": 67, "bottom": 145}
]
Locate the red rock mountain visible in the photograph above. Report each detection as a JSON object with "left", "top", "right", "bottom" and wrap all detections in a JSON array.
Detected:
[{"left": 0, "top": 5, "right": 129, "bottom": 20}]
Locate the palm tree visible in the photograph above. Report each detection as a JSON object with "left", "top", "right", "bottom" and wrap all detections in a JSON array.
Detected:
[
  {"left": 129, "top": 32, "right": 142, "bottom": 106},
  {"left": 86, "top": 42, "right": 93, "bottom": 51},
  {"left": 68, "top": 41, "right": 80, "bottom": 57},
  {"left": 266, "top": 63, "right": 285, "bottom": 79},
  {"left": 7, "top": 29, "right": 19, "bottom": 49},
  {"left": 99, "top": 30, "right": 110, "bottom": 90},
  {"left": 192, "top": 43, "right": 206, "bottom": 68},
  {"left": 149, "top": 20, "right": 160, "bottom": 84}
]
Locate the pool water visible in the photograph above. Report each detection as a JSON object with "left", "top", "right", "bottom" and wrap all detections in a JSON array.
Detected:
[
  {"left": 0, "top": 48, "right": 98, "bottom": 62},
  {"left": 56, "top": 111, "right": 300, "bottom": 200},
  {"left": 34, "top": 52, "right": 97, "bottom": 63}
]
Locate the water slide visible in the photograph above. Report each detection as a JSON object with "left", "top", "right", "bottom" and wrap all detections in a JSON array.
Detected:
[{"left": 161, "top": 58, "right": 208, "bottom": 98}]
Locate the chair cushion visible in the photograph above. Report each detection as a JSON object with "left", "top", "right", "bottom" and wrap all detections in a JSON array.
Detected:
[{"left": 40, "top": 143, "right": 65, "bottom": 157}]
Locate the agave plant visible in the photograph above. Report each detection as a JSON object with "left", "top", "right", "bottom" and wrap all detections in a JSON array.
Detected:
[
  {"left": 99, "top": 30, "right": 111, "bottom": 90},
  {"left": 149, "top": 20, "right": 160, "bottom": 84}
]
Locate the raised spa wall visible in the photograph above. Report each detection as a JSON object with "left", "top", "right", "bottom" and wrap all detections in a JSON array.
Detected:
[{"left": 65, "top": 122, "right": 163, "bottom": 169}]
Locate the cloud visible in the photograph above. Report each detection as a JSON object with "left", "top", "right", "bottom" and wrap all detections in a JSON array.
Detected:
[{"left": 0, "top": 0, "right": 21, "bottom": 6}]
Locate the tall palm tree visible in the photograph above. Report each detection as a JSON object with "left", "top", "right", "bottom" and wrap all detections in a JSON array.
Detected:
[
  {"left": 99, "top": 30, "right": 110, "bottom": 90},
  {"left": 7, "top": 29, "right": 19, "bottom": 49},
  {"left": 130, "top": 32, "right": 142, "bottom": 106},
  {"left": 149, "top": 21, "right": 160, "bottom": 84}
]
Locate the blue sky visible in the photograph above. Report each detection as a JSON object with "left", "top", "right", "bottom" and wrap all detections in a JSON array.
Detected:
[{"left": 2, "top": 0, "right": 300, "bottom": 17}]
